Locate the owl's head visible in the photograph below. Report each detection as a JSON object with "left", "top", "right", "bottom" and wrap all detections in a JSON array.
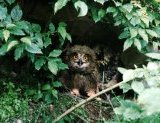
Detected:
[{"left": 66, "top": 45, "right": 96, "bottom": 72}]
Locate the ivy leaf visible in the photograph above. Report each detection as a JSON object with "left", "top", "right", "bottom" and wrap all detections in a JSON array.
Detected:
[
  {"left": 49, "top": 23, "right": 55, "bottom": 33},
  {"left": 0, "top": 6, "right": 7, "bottom": 20},
  {"left": 25, "top": 43, "right": 42, "bottom": 54},
  {"left": 7, "top": 40, "right": 19, "bottom": 51},
  {"left": 49, "top": 49, "right": 62, "bottom": 57},
  {"left": 11, "top": 5, "right": 23, "bottom": 21},
  {"left": 58, "top": 22, "right": 67, "bottom": 40},
  {"left": 48, "top": 59, "right": 58, "bottom": 75},
  {"left": 146, "top": 29, "right": 158, "bottom": 37},
  {"left": 20, "top": 37, "right": 31, "bottom": 45},
  {"left": 123, "top": 39, "right": 133, "bottom": 51},
  {"left": 138, "top": 28, "right": 148, "bottom": 42},
  {"left": 74, "top": 1, "right": 88, "bottom": 17},
  {"left": 14, "top": 45, "right": 24, "bottom": 61},
  {"left": 3, "top": 29, "right": 10, "bottom": 42},
  {"left": 94, "top": 0, "right": 108, "bottom": 5},
  {"left": 134, "top": 38, "right": 142, "bottom": 51},
  {"left": 54, "top": 0, "right": 69, "bottom": 14},
  {"left": 131, "top": 81, "right": 145, "bottom": 94},
  {"left": 35, "top": 58, "right": 46, "bottom": 70}
]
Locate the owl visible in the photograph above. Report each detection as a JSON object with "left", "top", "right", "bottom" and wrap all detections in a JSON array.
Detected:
[{"left": 65, "top": 45, "right": 100, "bottom": 97}]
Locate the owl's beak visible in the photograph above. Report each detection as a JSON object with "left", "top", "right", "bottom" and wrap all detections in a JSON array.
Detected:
[{"left": 77, "top": 59, "right": 83, "bottom": 66}]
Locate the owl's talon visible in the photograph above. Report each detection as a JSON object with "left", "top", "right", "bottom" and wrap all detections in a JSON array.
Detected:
[{"left": 70, "top": 89, "right": 80, "bottom": 96}]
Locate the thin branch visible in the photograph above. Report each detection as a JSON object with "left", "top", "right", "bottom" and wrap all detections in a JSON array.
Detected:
[{"left": 53, "top": 80, "right": 126, "bottom": 123}]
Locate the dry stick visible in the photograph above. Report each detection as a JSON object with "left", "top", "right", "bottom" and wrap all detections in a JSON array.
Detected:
[{"left": 53, "top": 80, "right": 125, "bottom": 123}]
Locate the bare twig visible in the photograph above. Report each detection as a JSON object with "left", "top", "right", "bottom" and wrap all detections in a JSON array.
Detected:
[{"left": 53, "top": 80, "right": 126, "bottom": 123}]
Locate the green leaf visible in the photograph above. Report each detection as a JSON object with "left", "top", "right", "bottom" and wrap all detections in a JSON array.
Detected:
[
  {"left": 138, "top": 88, "right": 160, "bottom": 115},
  {"left": 35, "top": 58, "right": 46, "bottom": 70},
  {"left": 52, "top": 89, "right": 58, "bottom": 98},
  {"left": 138, "top": 28, "right": 148, "bottom": 42},
  {"left": 146, "top": 29, "right": 158, "bottom": 37},
  {"left": 106, "top": 7, "right": 116, "bottom": 13},
  {"left": 118, "top": 67, "right": 127, "bottom": 74},
  {"left": 58, "top": 22, "right": 67, "bottom": 40},
  {"left": 141, "top": 17, "right": 149, "bottom": 27},
  {"left": 44, "top": 36, "right": 52, "bottom": 48},
  {"left": 120, "top": 83, "right": 132, "bottom": 93},
  {"left": 130, "top": 17, "right": 141, "bottom": 26},
  {"left": 74, "top": 1, "right": 88, "bottom": 17},
  {"left": 94, "top": 0, "right": 108, "bottom": 5},
  {"left": 134, "top": 38, "right": 142, "bottom": 51},
  {"left": 9, "top": 26, "right": 25, "bottom": 36},
  {"left": 25, "top": 43, "right": 42, "bottom": 54},
  {"left": 123, "top": 39, "right": 133, "bottom": 51},
  {"left": 32, "top": 24, "right": 41, "bottom": 33},
  {"left": 129, "top": 28, "right": 137, "bottom": 38},
  {"left": 53, "top": 81, "right": 62, "bottom": 87},
  {"left": 0, "top": 6, "right": 7, "bottom": 20},
  {"left": 49, "top": 49, "right": 62, "bottom": 57},
  {"left": 49, "top": 23, "right": 55, "bottom": 33},
  {"left": 42, "top": 84, "right": 51, "bottom": 90},
  {"left": 6, "top": 23, "right": 16, "bottom": 29},
  {"left": 7, "top": 40, "right": 19, "bottom": 51},
  {"left": 119, "top": 30, "right": 130, "bottom": 39},
  {"left": 145, "top": 53, "right": 160, "bottom": 60},
  {"left": 3, "top": 29, "right": 10, "bottom": 42},
  {"left": 123, "top": 69, "right": 135, "bottom": 82},
  {"left": 122, "top": 4, "right": 133, "bottom": 13},
  {"left": 14, "top": 45, "right": 24, "bottom": 60},
  {"left": 66, "top": 33, "right": 72, "bottom": 42},
  {"left": 54, "top": 0, "right": 69, "bottom": 14},
  {"left": 131, "top": 81, "right": 145, "bottom": 94},
  {"left": 123, "top": 108, "right": 141, "bottom": 121},
  {"left": 6, "top": 0, "right": 15, "bottom": 4},
  {"left": 11, "top": 5, "right": 23, "bottom": 21},
  {"left": 0, "top": 44, "right": 7, "bottom": 55},
  {"left": 58, "top": 63, "right": 68, "bottom": 70},
  {"left": 16, "top": 21, "right": 29, "bottom": 31},
  {"left": 48, "top": 59, "right": 58, "bottom": 75},
  {"left": 20, "top": 37, "right": 31, "bottom": 45}
]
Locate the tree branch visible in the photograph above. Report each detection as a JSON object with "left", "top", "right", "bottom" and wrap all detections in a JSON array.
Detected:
[{"left": 53, "top": 80, "right": 125, "bottom": 123}]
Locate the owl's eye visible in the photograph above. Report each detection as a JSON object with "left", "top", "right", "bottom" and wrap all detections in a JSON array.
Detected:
[
  {"left": 73, "top": 55, "right": 78, "bottom": 60},
  {"left": 83, "top": 55, "right": 88, "bottom": 62}
]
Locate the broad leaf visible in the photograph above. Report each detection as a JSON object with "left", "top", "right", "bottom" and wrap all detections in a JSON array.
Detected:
[
  {"left": 44, "top": 36, "right": 51, "bottom": 48},
  {"left": 129, "top": 28, "right": 137, "bottom": 38},
  {"left": 14, "top": 45, "right": 24, "bottom": 60},
  {"left": 54, "top": 0, "right": 69, "bottom": 14},
  {"left": 134, "top": 38, "right": 142, "bottom": 51},
  {"left": 131, "top": 81, "right": 145, "bottom": 94},
  {"left": 49, "top": 49, "right": 62, "bottom": 57},
  {"left": 138, "top": 28, "right": 148, "bottom": 42},
  {"left": 35, "top": 58, "right": 46, "bottom": 70},
  {"left": 145, "top": 53, "right": 160, "bottom": 60},
  {"left": 0, "top": 6, "right": 7, "bottom": 20},
  {"left": 11, "top": 5, "right": 23, "bottom": 21},
  {"left": 42, "top": 84, "right": 51, "bottom": 90},
  {"left": 106, "top": 7, "right": 116, "bottom": 13},
  {"left": 58, "top": 22, "right": 67, "bottom": 40},
  {"left": 48, "top": 59, "right": 58, "bottom": 75},
  {"left": 20, "top": 37, "right": 31, "bottom": 45},
  {"left": 74, "top": 1, "right": 88, "bottom": 17},
  {"left": 3, "top": 29, "right": 10, "bottom": 42},
  {"left": 146, "top": 29, "right": 158, "bottom": 37},
  {"left": 25, "top": 43, "right": 42, "bottom": 54},
  {"left": 6, "top": 0, "right": 15, "bottom": 4},
  {"left": 53, "top": 81, "right": 62, "bottom": 87},
  {"left": 123, "top": 39, "right": 133, "bottom": 51},
  {"left": 7, "top": 40, "right": 18, "bottom": 51},
  {"left": 122, "top": 4, "right": 133, "bottom": 13},
  {"left": 119, "top": 30, "right": 130, "bottom": 39},
  {"left": 94, "top": 0, "right": 108, "bottom": 5},
  {"left": 49, "top": 23, "right": 55, "bottom": 33}
]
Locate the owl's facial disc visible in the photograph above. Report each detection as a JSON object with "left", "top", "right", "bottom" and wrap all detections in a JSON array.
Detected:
[{"left": 71, "top": 53, "right": 90, "bottom": 70}]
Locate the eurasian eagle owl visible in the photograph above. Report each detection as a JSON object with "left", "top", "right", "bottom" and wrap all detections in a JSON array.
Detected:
[{"left": 66, "top": 45, "right": 100, "bottom": 97}]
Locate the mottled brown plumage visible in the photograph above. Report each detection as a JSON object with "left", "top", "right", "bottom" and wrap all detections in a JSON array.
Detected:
[{"left": 65, "top": 45, "right": 100, "bottom": 97}]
